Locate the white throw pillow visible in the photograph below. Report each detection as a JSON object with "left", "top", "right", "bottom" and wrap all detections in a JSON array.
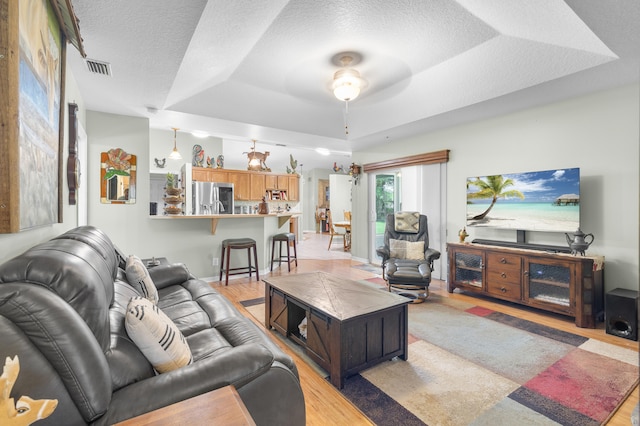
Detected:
[
  {"left": 126, "top": 255, "right": 159, "bottom": 304},
  {"left": 389, "top": 239, "right": 425, "bottom": 261},
  {"left": 125, "top": 297, "right": 193, "bottom": 373}
]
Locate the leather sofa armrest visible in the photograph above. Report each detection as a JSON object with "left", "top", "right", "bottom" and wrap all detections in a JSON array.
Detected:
[
  {"left": 98, "top": 343, "right": 275, "bottom": 425},
  {"left": 147, "top": 263, "right": 191, "bottom": 289}
]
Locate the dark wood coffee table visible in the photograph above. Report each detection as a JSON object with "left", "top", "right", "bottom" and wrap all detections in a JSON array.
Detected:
[{"left": 264, "top": 271, "right": 410, "bottom": 388}]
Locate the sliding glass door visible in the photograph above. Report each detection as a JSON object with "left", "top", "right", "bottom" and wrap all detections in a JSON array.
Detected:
[{"left": 369, "top": 171, "right": 401, "bottom": 264}]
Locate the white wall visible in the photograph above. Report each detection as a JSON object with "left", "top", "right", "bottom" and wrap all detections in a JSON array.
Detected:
[
  {"left": 302, "top": 168, "right": 332, "bottom": 232},
  {"left": 352, "top": 84, "right": 639, "bottom": 292},
  {"left": 329, "top": 174, "right": 352, "bottom": 224},
  {"left": 418, "top": 164, "right": 446, "bottom": 280},
  {"left": 149, "top": 128, "right": 224, "bottom": 175}
]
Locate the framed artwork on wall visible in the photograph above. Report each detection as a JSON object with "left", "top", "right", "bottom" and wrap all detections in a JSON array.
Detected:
[
  {"left": 101, "top": 149, "right": 137, "bottom": 204},
  {"left": 0, "top": 0, "right": 83, "bottom": 233}
]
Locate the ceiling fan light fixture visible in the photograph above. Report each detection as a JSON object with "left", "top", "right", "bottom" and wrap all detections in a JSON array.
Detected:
[
  {"left": 332, "top": 68, "right": 362, "bottom": 101},
  {"left": 331, "top": 54, "right": 365, "bottom": 136},
  {"left": 168, "top": 127, "right": 182, "bottom": 160}
]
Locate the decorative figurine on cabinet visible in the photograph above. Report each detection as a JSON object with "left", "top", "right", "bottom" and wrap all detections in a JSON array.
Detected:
[
  {"left": 192, "top": 145, "right": 205, "bottom": 167},
  {"left": 287, "top": 154, "right": 298, "bottom": 174},
  {"left": 458, "top": 227, "right": 469, "bottom": 243}
]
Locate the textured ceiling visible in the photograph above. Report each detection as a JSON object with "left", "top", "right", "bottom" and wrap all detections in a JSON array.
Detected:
[{"left": 67, "top": 0, "right": 639, "bottom": 167}]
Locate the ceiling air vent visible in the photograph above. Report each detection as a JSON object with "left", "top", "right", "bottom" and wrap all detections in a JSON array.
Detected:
[{"left": 85, "top": 59, "right": 112, "bottom": 76}]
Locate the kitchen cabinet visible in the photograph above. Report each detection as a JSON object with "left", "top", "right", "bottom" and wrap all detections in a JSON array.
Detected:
[
  {"left": 265, "top": 175, "right": 276, "bottom": 190},
  {"left": 277, "top": 175, "right": 288, "bottom": 190},
  {"left": 288, "top": 175, "right": 299, "bottom": 201},
  {"left": 250, "top": 173, "right": 266, "bottom": 201},
  {"left": 192, "top": 168, "right": 298, "bottom": 202},
  {"left": 192, "top": 167, "right": 229, "bottom": 183},
  {"left": 266, "top": 174, "right": 290, "bottom": 189},
  {"left": 228, "top": 173, "right": 250, "bottom": 201}
]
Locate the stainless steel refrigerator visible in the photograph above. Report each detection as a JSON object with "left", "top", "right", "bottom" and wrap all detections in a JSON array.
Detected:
[{"left": 192, "top": 182, "right": 234, "bottom": 215}]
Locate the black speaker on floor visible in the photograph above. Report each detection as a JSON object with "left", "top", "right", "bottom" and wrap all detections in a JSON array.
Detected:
[{"left": 605, "top": 288, "right": 638, "bottom": 341}]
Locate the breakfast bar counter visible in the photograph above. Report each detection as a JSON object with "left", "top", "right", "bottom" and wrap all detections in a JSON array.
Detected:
[{"left": 150, "top": 212, "right": 300, "bottom": 234}]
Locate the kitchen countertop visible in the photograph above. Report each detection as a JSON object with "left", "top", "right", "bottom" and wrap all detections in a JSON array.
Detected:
[
  {"left": 150, "top": 212, "right": 300, "bottom": 234},
  {"left": 150, "top": 212, "right": 300, "bottom": 219}
]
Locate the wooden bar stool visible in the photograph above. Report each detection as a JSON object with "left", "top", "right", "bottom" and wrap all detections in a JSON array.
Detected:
[
  {"left": 270, "top": 233, "right": 298, "bottom": 272},
  {"left": 219, "top": 238, "right": 259, "bottom": 285}
]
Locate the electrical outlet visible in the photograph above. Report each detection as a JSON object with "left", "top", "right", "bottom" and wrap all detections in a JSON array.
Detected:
[{"left": 212, "top": 257, "right": 219, "bottom": 266}]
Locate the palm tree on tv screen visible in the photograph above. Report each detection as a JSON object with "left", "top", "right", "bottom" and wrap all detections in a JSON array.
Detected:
[{"left": 467, "top": 175, "right": 524, "bottom": 220}]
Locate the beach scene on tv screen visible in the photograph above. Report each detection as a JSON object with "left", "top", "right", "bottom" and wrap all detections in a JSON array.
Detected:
[{"left": 466, "top": 168, "right": 580, "bottom": 232}]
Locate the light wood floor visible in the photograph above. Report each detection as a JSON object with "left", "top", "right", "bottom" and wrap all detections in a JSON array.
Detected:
[{"left": 212, "top": 232, "right": 639, "bottom": 426}]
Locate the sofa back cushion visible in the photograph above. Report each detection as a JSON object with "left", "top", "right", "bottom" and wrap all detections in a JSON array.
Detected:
[
  {"left": 53, "top": 226, "right": 119, "bottom": 280},
  {"left": 0, "top": 231, "right": 117, "bottom": 351}
]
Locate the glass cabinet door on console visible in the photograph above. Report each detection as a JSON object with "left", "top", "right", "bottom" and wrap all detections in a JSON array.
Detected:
[
  {"left": 525, "top": 258, "right": 575, "bottom": 316},
  {"left": 448, "top": 247, "right": 484, "bottom": 292}
]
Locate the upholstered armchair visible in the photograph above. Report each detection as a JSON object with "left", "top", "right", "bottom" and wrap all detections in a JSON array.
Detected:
[{"left": 376, "top": 212, "right": 440, "bottom": 302}]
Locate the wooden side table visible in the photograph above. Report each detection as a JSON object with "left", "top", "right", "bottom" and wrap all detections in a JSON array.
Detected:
[{"left": 115, "top": 385, "right": 256, "bottom": 426}]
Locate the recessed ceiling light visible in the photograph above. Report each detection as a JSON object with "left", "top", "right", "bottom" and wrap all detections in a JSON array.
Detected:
[
  {"left": 315, "top": 148, "right": 330, "bottom": 156},
  {"left": 191, "top": 131, "right": 208, "bottom": 138}
]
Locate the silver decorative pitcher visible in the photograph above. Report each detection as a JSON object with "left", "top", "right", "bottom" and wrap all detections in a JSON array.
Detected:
[{"left": 565, "top": 228, "right": 594, "bottom": 256}]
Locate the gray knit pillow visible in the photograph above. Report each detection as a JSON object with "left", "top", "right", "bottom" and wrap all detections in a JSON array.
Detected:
[
  {"left": 394, "top": 211, "right": 420, "bottom": 233},
  {"left": 125, "top": 255, "right": 159, "bottom": 304}
]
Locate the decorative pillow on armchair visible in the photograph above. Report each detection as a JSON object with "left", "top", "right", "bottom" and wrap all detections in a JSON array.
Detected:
[
  {"left": 125, "top": 297, "right": 193, "bottom": 373},
  {"left": 394, "top": 211, "right": 420, "bottom": 233},
  {"left": 389, "top": 239, "right": 425, "bottom": 261},
  {"left": 126, "top": 255, "right": 159, "bottom": 304}
]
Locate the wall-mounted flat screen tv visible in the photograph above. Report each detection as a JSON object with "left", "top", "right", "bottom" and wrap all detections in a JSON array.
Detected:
[{"left": 466, "top": 167, "right": 580, "bottom": 233}]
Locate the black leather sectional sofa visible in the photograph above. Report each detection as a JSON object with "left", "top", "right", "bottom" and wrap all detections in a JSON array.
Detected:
[{"left": 0, "top": 226, "right": 305, "bottom": 425}]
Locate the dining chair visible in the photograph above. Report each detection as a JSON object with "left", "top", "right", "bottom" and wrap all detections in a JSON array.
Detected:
[
  {"left": 326, "top": 210, "right": 345, "bottom": 250},
  {"left": 343, "top": 211, "right": 352, "bottom": 250}
]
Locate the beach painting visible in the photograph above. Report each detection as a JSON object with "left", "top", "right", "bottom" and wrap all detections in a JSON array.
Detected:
[
  {"left": 466, "top": 168, "right": 580, "bottom": 232},
  {"left": 17, "top": 0, "right": 63, "bottom": 229}
]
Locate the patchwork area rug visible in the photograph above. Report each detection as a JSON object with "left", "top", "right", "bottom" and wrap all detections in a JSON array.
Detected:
[
  {"left": 351, "top": 262, "right": 383, "bottom": 275},
  {"left": 241, "top": 291, "right": 638, "bottom": 426}
]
